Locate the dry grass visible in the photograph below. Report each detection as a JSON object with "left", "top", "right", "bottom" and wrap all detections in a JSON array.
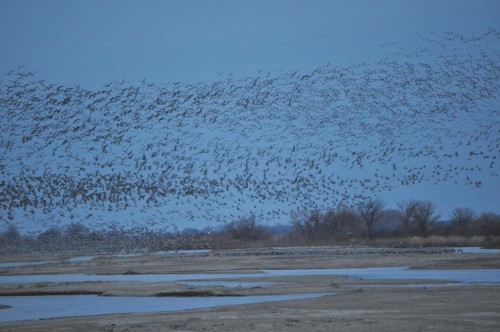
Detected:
[
  {"left": 374, "top": 235, "right": 500, "bottom": 248},
  {"left": 203, "top": 233, "right": 500, "bottom": 250}
]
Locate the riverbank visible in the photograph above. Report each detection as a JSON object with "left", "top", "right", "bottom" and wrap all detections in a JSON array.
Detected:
[{"left": 1, "top": 247, "right": 499, "bottom": 331}]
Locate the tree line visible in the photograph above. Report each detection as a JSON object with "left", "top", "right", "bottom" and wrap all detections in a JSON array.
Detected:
[
  {"left": 291, "top": 199, "right": 500, "bottom": 242},
  {"left": 2, "top": 198, "right": 500, "bottom": 254},
  {"left": 223, "top": 199, "right": 500, "bottom": 244}
]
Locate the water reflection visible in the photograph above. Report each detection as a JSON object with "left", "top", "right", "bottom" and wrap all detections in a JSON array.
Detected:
[
  {"left": 1, "top": 267, "right": 500, "bottom": 284},
  {"left": 0, "top": 247, "right": 497, "bottom": 269},
  {"left": 261, "top": 267, "right": 500, "bottom": 284},
  {"left": 0, "top": 272, "right": 263, "bottom": 284},
  {"left": 0, "top": 261, "right": 57, "bottom": 268},
  {"left": 182, "top": 281, "right": 283, "bottom": 287},
  {"left": 455, "top": 247, "right": 500, "bottom": 254},
  {"left": 1, "top": 266, "right": 499, "bottom": 323},
  {"left": 0, "top": 293, "right": 333, "bottom": 323}
]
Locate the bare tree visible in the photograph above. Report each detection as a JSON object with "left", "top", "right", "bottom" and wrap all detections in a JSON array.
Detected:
[
  {"left": 412, "top": 201, "right": 440, "bottom": 236},
  {"left": 0, "top": 224, "right": 21, "bottom": 247},
  {"left": 337, "top": 206, "right": 362, "bottom": 238},
  {"left": 473, "top": 212, "right": 500, "bottom": 236},
  {"left": 225, "top": 214, "right": 265, "bottom": 241},
  {"left": 291, "top": 208, "right": 322, "bottom": 242},
  {"left": 321, "top": 207, "right": 361, "bottom": 239},
  {"left": 321, "top": 209, "right": 337, "bottom": 238},
  {"left": 450, "top": 208, "right": 476, "bottom": 236},
  {"left": 37, "top": 226, "right": 62, "bottom": 251},
  {"left": 357, "top": 198, "right": 385, "bottom": 239},
  {"left": 397, "top": 200, "right": 417, "bottom": 235}
]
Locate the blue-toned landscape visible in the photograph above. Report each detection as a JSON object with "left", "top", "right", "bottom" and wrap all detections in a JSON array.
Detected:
[{"left": 1, "top": 1, "right": 499, "bottom": 331}]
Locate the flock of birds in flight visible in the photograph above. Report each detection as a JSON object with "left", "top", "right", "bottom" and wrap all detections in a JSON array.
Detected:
[{"left": 0, "top": 30, "right": 499, "bottom": 230}]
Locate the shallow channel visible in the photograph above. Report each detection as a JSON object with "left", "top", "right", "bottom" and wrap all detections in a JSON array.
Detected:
[
  {"left": 1, "top": 267, "right": 500, "bottom": 284},
  {"left": 0, "top": 247, "right": 497, "bottom": 269},
  {"left": 1, "top": 266, "right": 500, "bottom": 323},
  {"left": 0, "top": 293, "right": 333, "bottom": 323}
]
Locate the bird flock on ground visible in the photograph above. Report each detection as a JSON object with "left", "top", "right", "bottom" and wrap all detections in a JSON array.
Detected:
[{"left": 0, "top": 30, "right": 499, "bottom": 232}]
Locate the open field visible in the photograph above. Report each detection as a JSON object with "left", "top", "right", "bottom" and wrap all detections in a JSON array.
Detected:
[{"left": 1, "top": 247, "right": 500, "bottom": 331}]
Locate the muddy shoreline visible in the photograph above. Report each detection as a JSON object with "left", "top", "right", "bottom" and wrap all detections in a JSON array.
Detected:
[{"left": 1, "top": 247, "right": 500, "bottom": 331}]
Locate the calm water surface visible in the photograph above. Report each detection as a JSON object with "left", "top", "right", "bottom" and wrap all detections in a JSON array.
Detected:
[
  {"left": 1, "top": 264, "right": 499, "bottom": 323},
  {"left": 1, "top": 267, "right": 499, "bottom": 284},
  {"left": 0, "top": 293, "right": 333, "bottom": 323}
]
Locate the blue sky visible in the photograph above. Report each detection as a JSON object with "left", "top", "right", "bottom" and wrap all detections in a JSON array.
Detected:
[{"left": 1, "top": 0, "right": 499, "bottom": 89}]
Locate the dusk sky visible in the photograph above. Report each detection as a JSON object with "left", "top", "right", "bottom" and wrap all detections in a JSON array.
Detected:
[
  {"left": 0, "top": 1, "right": 499, "bottom": 232},
  {"left": 1, "top": 0, "right": 499, "bottom": 89}
]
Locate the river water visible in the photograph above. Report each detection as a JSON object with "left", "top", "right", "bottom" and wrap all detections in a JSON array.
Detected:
[
  {"left": 0, "top": 293, "right": 333, "bottom": 323},
  {"left": 1, "top": 248, "right": 499, "bottom": 323},
  {"left": 1, "top": 267, "right": 500, "bottom": 284}
]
